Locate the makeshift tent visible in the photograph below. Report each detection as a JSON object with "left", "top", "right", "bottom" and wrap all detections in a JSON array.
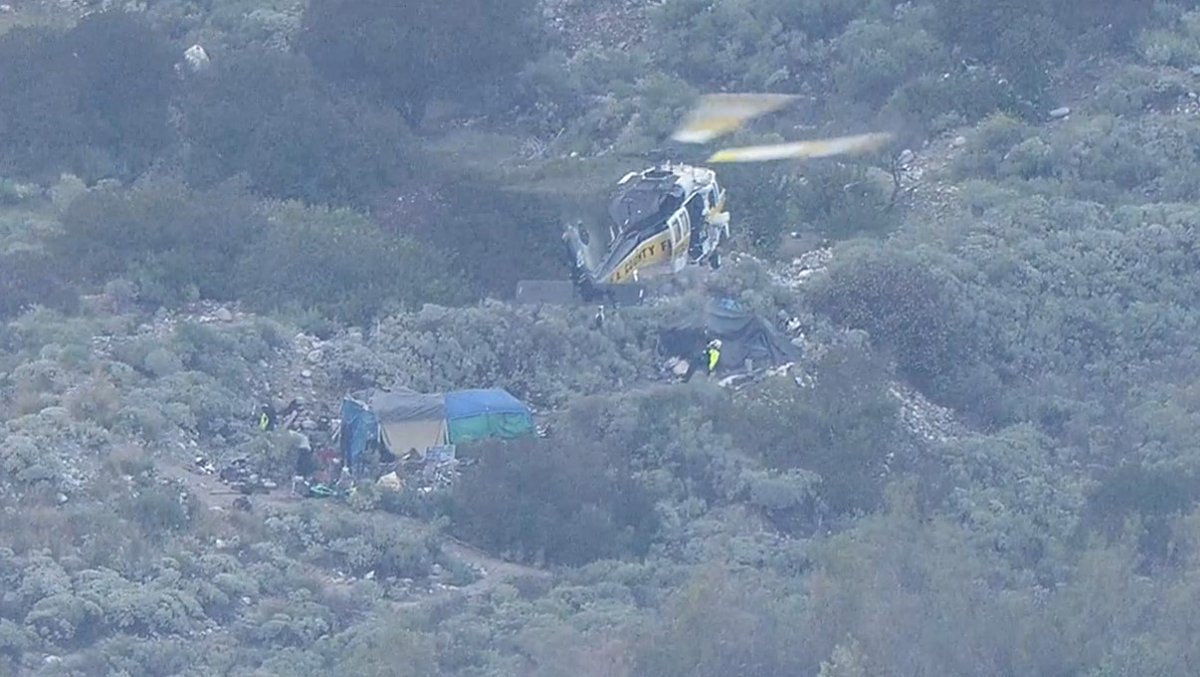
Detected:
[
  {"left": 365, "top": 387, "right": 447, "bottom": 455},
  {"left": 339, "top": 387, "right": 536, "bottom": 469},
  {"left": 444, "top": 389, "right": 536, "bottom": 444},
  {"left": 658, "top": 297, "right": 800, "bottom": 373}
]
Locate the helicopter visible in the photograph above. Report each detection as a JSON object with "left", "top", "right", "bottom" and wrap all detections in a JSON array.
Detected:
[{"left": 515, "top": 93, "right": 893, "bottom": 305}]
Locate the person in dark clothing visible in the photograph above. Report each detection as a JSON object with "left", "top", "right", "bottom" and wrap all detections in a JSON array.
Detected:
[{"left": 296, "top": 443, "right": 317, "bottom": 478}]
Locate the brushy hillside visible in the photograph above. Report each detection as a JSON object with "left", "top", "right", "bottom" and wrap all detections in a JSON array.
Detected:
[{"left": 6, "top": 0, "right": 1200, "bottom": 674}]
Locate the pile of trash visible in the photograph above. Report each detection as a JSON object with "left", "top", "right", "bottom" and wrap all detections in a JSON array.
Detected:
[
  {"left": 768, "top": 247, "right": 833, "bottom": 291},
  {"left": 374, "top": 446, "right": 468, "bottom": 495}
]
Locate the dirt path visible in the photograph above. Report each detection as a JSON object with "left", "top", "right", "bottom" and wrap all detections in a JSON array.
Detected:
[{"left": 156, "top": 456, "right": 551, "bottom": 608}]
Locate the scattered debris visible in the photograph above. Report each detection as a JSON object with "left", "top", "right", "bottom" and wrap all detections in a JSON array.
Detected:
[{"left": 890, "top": 382, "right": 964, "bottom": 443}]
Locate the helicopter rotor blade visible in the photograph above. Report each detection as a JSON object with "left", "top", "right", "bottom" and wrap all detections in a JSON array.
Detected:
[
  {"left": 706, "top": 132, "right": 894, "bottom": 163},
  {"left": 670, "top": 93, "right": 802, "bottom": 144}
]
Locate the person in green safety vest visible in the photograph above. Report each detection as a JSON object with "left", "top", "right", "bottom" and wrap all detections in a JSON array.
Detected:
[
  {"left": 258, "top": 403, "right": 276, "bottom": 431},
  {"left": 704, "top": 339, "right": 722, "bottom": 377}
]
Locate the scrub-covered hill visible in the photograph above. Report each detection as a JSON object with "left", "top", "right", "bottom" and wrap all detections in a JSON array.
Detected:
[{"left": 6, "top": 0, "right": 1200, "bottom": 674}]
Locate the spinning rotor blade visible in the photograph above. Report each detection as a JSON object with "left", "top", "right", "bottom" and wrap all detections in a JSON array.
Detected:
[
  {"left": 706, "top": 132, "right": 893, "bottom": 163},
  {"left": 670, "top": 93, "right": 801, "bottom": 144}
]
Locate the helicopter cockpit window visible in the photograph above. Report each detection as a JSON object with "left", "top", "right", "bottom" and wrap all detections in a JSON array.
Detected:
[{"left": 609, "top": 178, "right": 685, "bottom": 236}]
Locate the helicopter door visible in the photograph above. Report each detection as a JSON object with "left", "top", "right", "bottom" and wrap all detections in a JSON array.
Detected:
[{"left": 667, "top": 209, "right": 689, "bottom": 272}]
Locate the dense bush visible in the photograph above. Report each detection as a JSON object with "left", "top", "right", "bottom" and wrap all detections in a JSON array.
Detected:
[
  {"left": 298, "top": 0, "right": 540, "bottom": 124},
  {"left": 51, "top": 176, "right": 265, "bottom": 306},
  {"left": 0, "top": 249, "right": 79, "bottom": 319},
  {"left": 374, "top": 171, "right": 576, "bottom": 299},
  {"left": 725, "top": 341, "right": 901, "bottom": 518},
  {"left": 805, "top": 242, "right": 998, "bottom": 416},
  {"left": 236, "top": 200, "right": 467, "bottom": 325},
  {"left": 182, "top": 47, "right": 413, "bottom": 208},
  {"left": 347, "top": 300, "right": 657, "bottom": 406},
  {"left": 0, "top": 11, "right": 175, "bottom": 183},
  {"left": 449, "top": 437, "right": 660, "bottom": 566},
  {"left": 718, "top": 158, "right": 899, "bottom": 252}
]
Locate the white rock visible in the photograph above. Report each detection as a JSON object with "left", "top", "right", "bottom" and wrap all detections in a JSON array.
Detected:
[
  {"left": 952, "top": 135, "right": 967, "bottom": 147},
  {"left": 183, "top": 44, "right": 210, "bottom": 72},
  {"left": 215, "top": 307, "right": 234, "bottom": 322},
  {"left": 300, "top": 369, "right": 313, "bottom": 378},
  {"left": 1049, "top": 106, "right": 1070, "bottom": 119},
  {"left": 307, "top": 349, "right": 323, "bottom": 363}
]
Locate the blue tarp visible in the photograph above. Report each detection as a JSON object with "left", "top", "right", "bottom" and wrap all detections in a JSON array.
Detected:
[
  {"left": 443, "top": 388, "right": 532, "bottom": 420},
  {"left": 339, "top": 396, "right": 378, "bottom": 471}
]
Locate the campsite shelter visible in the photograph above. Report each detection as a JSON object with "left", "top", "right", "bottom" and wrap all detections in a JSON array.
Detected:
[
  {"left": 658, "top": 296, "right": 800, "bottom": 373},
  {"left": 339, "top": 387, "right": 536, "bottom": 469}
]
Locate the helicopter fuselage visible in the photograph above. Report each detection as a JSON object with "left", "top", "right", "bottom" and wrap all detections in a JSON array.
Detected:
[{"left": 569, "top": 163, "right": 730, "bottom": 288}]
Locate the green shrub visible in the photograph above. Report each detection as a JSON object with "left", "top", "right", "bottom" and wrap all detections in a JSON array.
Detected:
[
  {"left": 237, "top": 200, "right": 466, "bottom": 326},
  {"left": 0, "top": 11, "right": 175, "bottom": 183},
  {"left": 449, "top": 436, "right": 660, "bottom": 566},
  {"left": 725, "top": 342, "right": 900, "bottom": 517},
  {"left": 353, "top": 300, "right": 657, "bottom": 407},
  {"left": 951, "top": 113, "right": 1036, "bottom": 179},
  {"left": 183, "top": 47, "right": 413, "bottom": 208},
  {"left": 1137, "top": 9, "right": 1200, "bottom": 67},
  {"left": 883, "top": 66, "right": 1032, "bottom": 135},
  {"left": 806, "top": 243, "right": 992, "bottom": 409},
  {"left": 831, "top": 18, "right": 948, "bottom": 108},
  {"left": 299, "top": 0, "right": 539, "bottom": 125},
  {"left": 0, "top": 248, "right": 79, "bottom": 319},
  {"left": 927, "top": 0, "right": 1064, "bottom": 102},
  {"left": 51, "top": 176, "right": 266, "bottom": 306}
]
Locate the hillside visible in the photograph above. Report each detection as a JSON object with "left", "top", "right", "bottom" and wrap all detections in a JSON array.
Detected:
[{"left": 6, "top": 0, "right": 1200, "bottom": 674}]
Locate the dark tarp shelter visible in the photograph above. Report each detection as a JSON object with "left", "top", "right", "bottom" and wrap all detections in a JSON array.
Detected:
[
  {"left": 658, "top": 297, "right": 800, "bottom": 373},
  {"left": 339, "top": 387, "right": 536, "bottom": 469}
]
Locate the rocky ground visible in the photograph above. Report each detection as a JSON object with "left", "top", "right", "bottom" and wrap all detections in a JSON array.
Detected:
[{"left": 539, "top": 0, "right": 651, "bottom": 53}]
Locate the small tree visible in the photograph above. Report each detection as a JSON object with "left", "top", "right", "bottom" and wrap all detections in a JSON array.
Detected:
[
  {"left": 298, "top": 0, "right": 540, "bottom": 124},
  {"left": 0, "top": 11, "right": 175, "bottom": 182}
]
